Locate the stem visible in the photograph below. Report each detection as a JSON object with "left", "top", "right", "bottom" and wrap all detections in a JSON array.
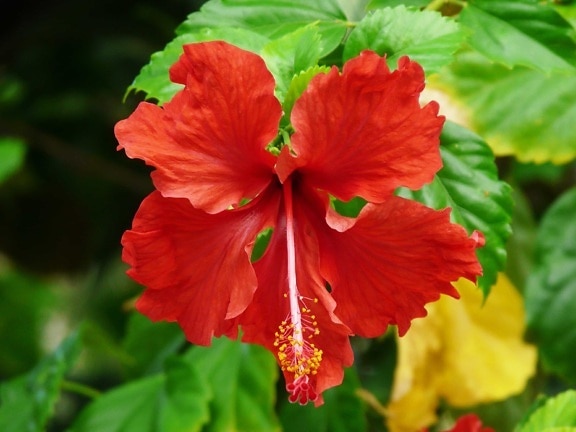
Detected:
[{"left": 61, "top": 380, "right": 101, "bottom": 399}]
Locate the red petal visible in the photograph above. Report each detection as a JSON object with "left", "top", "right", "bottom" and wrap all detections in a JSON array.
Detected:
[
  {"left": 237, "top": 193, "right": 353, "bottom": 405},
  {"left": 276, "top": 52, "right": 443, "bottom": 202},
  {"left": 443, "top": 414, "right": 494, "bottom": 432},
  {"left": 115, "top": 41, "right": 282, "bottom": 214},
  {"left": 122, "top": 188, "right": 279, "bottom": 345},
  {"left": 317, "top": 196, "right": 482, "bottom": 337}
]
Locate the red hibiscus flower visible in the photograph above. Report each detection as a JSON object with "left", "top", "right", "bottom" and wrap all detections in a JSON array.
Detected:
[
  {"left": 115, "top": 41, "right": 483, "bottom": 405},
  {"left": 441, "top": 414, "right": 495, "bottom": 432}
]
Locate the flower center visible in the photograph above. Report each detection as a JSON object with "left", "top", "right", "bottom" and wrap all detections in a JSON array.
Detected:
[{"left": 274, "top": 178, "right": 323, "bottom": 405}]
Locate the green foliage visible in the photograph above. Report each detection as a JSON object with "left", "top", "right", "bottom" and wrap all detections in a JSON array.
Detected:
[
  {"left": 175, "top": 0, "right": 350, "bottom": 40},
  {"left": 0, "top": 271, "right": 57, "bottom": 376},
  {"left": 437, "top": 51, "right": 576, "bottom": 164},
  {"left": 261, "top": 26, "right": 325, "bottom": 102},
  {"left": 279, "top": 367, "right": 367, "bottom": 432},
  {"left": 354, "top": 335, "right": 396, "bottom": 405},
  {"left": 251, "top": 228, "right": 273, "bottom": 262},
  {"left": 516, "top": 390, "right": 576, "bottom": 432},
  {"left": 344, "top": 6, "right": 464, "bottom": 74},
  {"left": 127, "top": 28, "right": 269, "bottom": 104},
  {"left": 0, "top": 137, "right": 26, "bottom": 184},
  {"left": 367, "top": 0, "right": 428, "bottom": 9},
  {"left": 184, "top": 338, "right": 281, "bottom": 432},
  {"left": 0, "top": 330, "right": 82, "bottom": 432},
  {"left": 398, "top": 121, "right": 513, "bottom": 294},
  {"left": 504, "top": 189, "right": 537, "bottom": 290},
  {"left": 70, "top": 357, "right": 212, "bottom": 432},
  {"left": 281, "top": 65, "right": 331, "bottom": 125},
  {"left": 525, "top": 187, "right": 576, "bottom": 385},
  {"left": 121, "top": 313, "right": 185, "bottom": 379},
  {"left": 458, "top": 0, "right": 576, "bottom": 73},
  {"left": 556, "top": 3, "right": 576, "bottom": 28},
  {"left": 128, "top": 0, "right": 355, "bottom": 104}
]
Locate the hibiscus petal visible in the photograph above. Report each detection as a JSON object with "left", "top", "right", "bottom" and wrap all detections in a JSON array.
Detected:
[
  {"left": 116, "top": 41, "right": 282, "bottom": 214},
  {"left": 444, "top": 414, "right": 495, "bottom": 432},
  {"left": 121, "top": 189, "right": 279, "bottom": 345},
  {"left": 276, "top": 52, "right": 443, "bottom": 202},
  {"left": 317, "top": 196, "right": 482, "bottom": 337},
  {"left": 238, "top": 196, "right": 353, "bottom": 405}
]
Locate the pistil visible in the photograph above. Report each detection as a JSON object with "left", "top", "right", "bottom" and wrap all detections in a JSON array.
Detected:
[{"left": 273, "top": 178, "right": 323, "bottom": 405}]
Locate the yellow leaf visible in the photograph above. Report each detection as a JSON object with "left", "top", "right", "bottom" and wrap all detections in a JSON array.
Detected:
[
  {"left": 386, "top": 274, "right": 537, "bottom": 432},
  {"left": 427, "top": 52, "right": 576, "bottom": 165}
]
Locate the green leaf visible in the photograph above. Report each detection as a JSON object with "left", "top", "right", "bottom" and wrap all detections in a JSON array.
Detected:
[
  {"left": 183, "top": 338, "right": 280, "bottom": 432},
  {"left": 252, "top": 228, "right": 273, "bottom": 262},
  {"left": 354, "top": 335, "right": 396, "bottom": 405},
  {"left": 511, "top": 160, "right": 569, "bottom": 185},
  {"left": 332, "top": 196, "right": 367, "bottom": 218},
  {"left": 458, "top": 0, "right": 576, "bottom": 73},
  {"left": 525, "top": 187, "right": 576, "bottom": 385},
  {"left": 127, "top": 28, "right": 269, "bottom": 104},
  {"left": 279, "top": 367, "right": 366, "bottom": 432},
  {"left": 504, "top": 188, "right": 537, "bottom": 291},
  {"left": 0, "top": 137, "right": 26, "bottom": 184},
  {"left": 281, "top": 65, "right": 331, "bottom": 126},
  {"left": 261, "top": 25, "right": 325, "bottom": 102},
  {"left": 176, "top": 0, "right": 350, "bottom": 45},
  {"left": 397, "top": 121, "right": 513, "bottom": 294},
  {"left": 338, "top": 0, "right": 370, "bottom": 21},
  {"left": 343, "top": 6, "right": 464, "bottom": 74},
  {"left": 367, "top": 0, "right": 428, "bottom": 9},
  {"left": 436, "top": 50, "right": 576, "bottom": 164},
  {"left": 516, "top": 390, "right": 576, "bottom": 432},
  {"left": 0, "top": 271, "right": 57, "bottom": 376},
  {"left": 0, "top": 330, "right": 82, "bottom": 432},
  {"left": 555, "top": 2, "right": 576, "bottom": 28},
  {"left": 121, "top": 313, "right": 185, "bottom": 378},
  {"left": 70, "top": 357, "right": 211, "bottom": 432}
]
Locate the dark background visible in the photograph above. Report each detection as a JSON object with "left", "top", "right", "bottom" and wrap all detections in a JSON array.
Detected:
[
  {"left": 0, "top": 1, "right": 204, "bottom": 428},
  {"left": 1, "top": 0, "right": 206, "bottom": 274}
]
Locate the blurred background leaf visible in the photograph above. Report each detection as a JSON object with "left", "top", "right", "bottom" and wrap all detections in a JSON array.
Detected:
[
  {"left": 121, "top": 313, "right": 186, "bottom": 379},
  {"left": 0, "top": 270, "right": 58, "bottom": 377},
  {"left": 434, "top": 51, "right": 576, "bottom": 164},
  {"left": 69, "top": 356, "right": 211, "bottom": 432},
  {"left": 183, "top": 338, "right": 281, "bottom": 432},
  {"left": 0, "top": 137, "right": 26, "bottom": 184},
  {"left": 458, "top": 0, "right": 576, "bottom": 73},
  {"left": 0, "top": 330, "right": 82, "bottom": 432},
  {"left": 279, "top": 367, "right": 367, "bottom": 432},
  {"left": 525, "top": 187, "right": 576, "bottom": 386},
  {"left": 516, "top": 390, "right": 576, "bottom": 432}
]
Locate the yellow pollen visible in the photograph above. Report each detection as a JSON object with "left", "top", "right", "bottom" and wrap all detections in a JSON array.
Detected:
[{"left": 274, "top": 297, "right": 323, "bottom": 380}]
